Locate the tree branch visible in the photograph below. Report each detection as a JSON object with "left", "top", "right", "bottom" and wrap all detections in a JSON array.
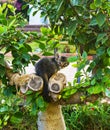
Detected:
[
  {"left": 58, "top": 92, "right": 99, "bottom": 105},
  {"left": 48, "top": 72, "right": 99, "bottom": 104},
  {"left": 4, "top": 61, "right": 43, "bottom": 93},
  {"left": 3, "top": 60, "right": 99, "bottom": 104}
]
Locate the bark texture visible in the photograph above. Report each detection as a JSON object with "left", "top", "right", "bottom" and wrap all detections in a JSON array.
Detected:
[
  {"left": 37, "top": 103, "right": 66, "bottom": 130},
  {"left": 5, "top": 61, "right": 43, "bottom": 93}
]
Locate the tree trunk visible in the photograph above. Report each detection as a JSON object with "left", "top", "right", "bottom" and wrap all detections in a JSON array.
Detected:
[{"left": 37, "top": 103, "right": 66, "bottom": 130}]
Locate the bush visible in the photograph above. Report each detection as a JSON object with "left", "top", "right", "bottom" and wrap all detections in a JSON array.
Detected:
[{"left": 62, "top": 103, "right": 110, "bottom": 130}]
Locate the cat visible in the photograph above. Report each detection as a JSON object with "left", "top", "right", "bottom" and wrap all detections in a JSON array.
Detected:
[{"left": 35, "top": 56, "right": 68, "bottom": 102}]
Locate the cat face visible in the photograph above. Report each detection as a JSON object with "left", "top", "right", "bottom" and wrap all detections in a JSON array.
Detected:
[
  {"left": 59, "top": 56, "right": 69, "bottom": 68},
  {"left": 54, "top": 55, "right": 69, "bottom": 69}
]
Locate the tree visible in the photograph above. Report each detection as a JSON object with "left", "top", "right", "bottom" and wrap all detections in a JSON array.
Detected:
[
  {"left": 0, "top": 1, "right": 110, "bottom": 129},
  {"left": 29, "top": 0, "right": 110, "bottom": 98},
  {"left": 27, "top": 0, "right": 110, "bottom": 129}
]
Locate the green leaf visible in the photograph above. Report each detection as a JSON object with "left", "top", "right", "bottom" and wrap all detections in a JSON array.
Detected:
[
  {"left": 96, "top": 33, "right": 107, "bottom": 42},
  {"left": 89, "top": 17, "right": 97, "bottom": 26},
  {"left": 78, "top": 61, "right": 86, "bottom": 71},
  {"left": 82, "top": 51, "right": 87, "bottom": 59},
  {"left": 0, "top": 3, "right": 7, "bottom": 12},
  {"left": 40, "top": 27, "right": 49, "bottom": 35},
  {"left": 102, "top": 76, "right": 109, "bottom": 83},
  {"left": 33, "top": 10, "right": 38, "bottom": 16},
  {"left": 81, "top": 81, "right": 90, "bottom": 87},
  {"left": 68, "top": 56, "right": 78, "bottom": 62},
  {"left": 22, "top": 4, "right": 28, "bottom": 10},
  {"left": 72, "top": 63, "right": 78, "bottom": 67},
  {"left": 0, "top": 119, "right": 2, "bottom": 126},
  {"left": 94, "top": 0, "right": 102, "bottom": 7},
  {"left": 96, "top": 68, "right": 102, "bottom": 79},
  {"left": 3, "top": 115, "right": 10, "bottom": 122},
  {"left": 10, "top": 112, "right": 23, "bottom": 124},
  {"left": 43, "top": 52, "right": 53, "bottom": 56},
  {"left": 70, "top": 89, "right": 77, "bottom": 95},
  {"left": 91, "top": 78, "right": 96, "bottom": 85},
  {"left": 96, "top": 47, "right": 105, "bottom": 56},
  {"left": 62, "top": 88, "right": 77, "bottom": 99},
  {"left": 57, "top": 0, "right": 65, "bottom": 12},
  {"left": 96, "top": 12, "right": 106, "bottom": 27},
  {"left": 27, "top": 6, "right": 33, "bottom": 15},
  {"left": 8, "top": 18, "right": 16, "bottom": 29},
  {"left": 31, "top": 102, "right": 37, "bottom": 116},
  {"left": 75, "top": 71, "right": 82, "bottom": 78},
  {"left": 26, "top": 95, "right": 33, "bottom": 105},
  {"left": 25, "top": 90, "right": 33, "bottom": 95},
  {"left": 0, "top": 25, "right": 7, "bottom": 34},
  {"left": 56, "top": 0, "right": 65, "bottom": 20},
  {"left": 0, "top": 66, "right": 5, "bottom": 78},
  {"left": 0, "top": 106, "right": 9, "bottom": 113},
  {"left": 36, "top": 97, "right": 45, "bottom": 109},
  {"left": 107, "top": 48, "right": 110, "bottom": 56},
  {"left": 87, "top": 84, "right": 105, "bottom": 94},
  {"left": 3, "top": 87, "right": 13, "bottom": 97},
  {"left": 90, "top": 3, "right": 96, "bottom": 9},
  {"left": 39, "top": 43, "right": 46, "bottom": 50},
  {"left": 31, "top": 54, "right": 40, "bottom": 61},
  {"left": 68, "top": 21, "right": 77, "bottom": 36},
  {"left": 22, "top": 53, "right": 31, "bottom": 62},
  {"left": 77, "top": 33, "right": 87, "bottom": 44},
  {"left": 102, "top": 35, "right": 108, "bottom": 44},
  {"left": 7, "top": 4, "right": 15, "bottom": 13}
]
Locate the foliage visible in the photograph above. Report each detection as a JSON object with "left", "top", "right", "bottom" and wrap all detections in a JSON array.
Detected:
[
  {"left": 62, "top": 103, "right": 110, "bottom": 130},
  {"left": 0, "top": 3, "right": 45, "bottom": 129},
  {"left": 29, "top": 0, "right": 110, "bottom": 98},
  {"left": 0, "top": 86, "right": 46, "bottom": 129},
  {"left": 0, "top": 3, "right": 38, "bottom": 74},
  {"left": 24, "top": 90, "right": 48, "bottom": 116},
  {"left": 32, "top": 27, "right": 63, "bottom": 55},
  {"left": 0, "top": 85, "right": 24, "bottom": 129},
  {"left": 0, "top": 88, "right": 37, "bottom": 130},
  {"left": 31, "top": 27, "right": 76, "bottom": 55},
  {"left": 1, "top": 0, "right": 110, "bottom": 129}
]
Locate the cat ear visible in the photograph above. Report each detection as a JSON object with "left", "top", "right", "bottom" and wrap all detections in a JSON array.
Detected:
[{"left": 54, "top": 48, "right": 59, "bottom": 61}]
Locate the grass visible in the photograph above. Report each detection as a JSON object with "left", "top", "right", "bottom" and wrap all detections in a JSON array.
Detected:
[{"left": 62, "top": 103, "right": 110, "bottom": 130}]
